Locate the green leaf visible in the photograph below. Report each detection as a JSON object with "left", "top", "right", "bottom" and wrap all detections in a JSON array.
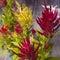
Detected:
[
  {"left": 11, "top": 42, "right": 19, "bottom": 46},
  {"left": 0, "top": 40, "right": 3, "bottom": 47},
  {"left": 12, "top": 55, "right": 19, "bottom": 60}
]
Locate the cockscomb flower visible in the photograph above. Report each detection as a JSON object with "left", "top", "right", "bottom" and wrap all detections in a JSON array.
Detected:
[
  {"left": 36, "top": 0, "right": 60, "bottom": 37},
  {"left": 0, "top": 25, "right": 9, "bottom": 34},
  {"left": 31, "top": 28, "right": 36, "bottom": 35},
  {"left": 44, "top": 44, "right": 50, "bottom": 49},
  {"left": 0, "top": 0, "right": 7, "bottom": 6},
  {"left": 15, "top": 24, "right": 23, "bottom": 35},
  {"left": 12, "top": 37, "right": 40, "bottom": 60},
  {"left": 13, "top": 1, "right": 33, "bottom": 27}
]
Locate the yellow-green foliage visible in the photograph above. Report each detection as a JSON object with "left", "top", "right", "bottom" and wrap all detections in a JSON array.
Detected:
[{"left": 13, "top": 1, "right": 33, "bottom": 27}]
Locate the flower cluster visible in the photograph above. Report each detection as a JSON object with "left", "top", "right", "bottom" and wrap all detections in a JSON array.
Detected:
[
  {"left": 12, "top": 37, "right": 40, "bottom": 60},
  {"left": 0, "top": 0, "right": 60, "bottom": 60},
  {"left": 0, "top": 0, "right": 6, "bottom": 6},
  {"left": 36, "top": 0, "right": 60, "bottom": 37},
  {"left": 13, "top": 1, "right": 33, "bottom": 27}
]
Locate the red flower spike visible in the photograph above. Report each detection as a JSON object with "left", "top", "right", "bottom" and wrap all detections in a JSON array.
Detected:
[
  {"left": 0, "top": 25, "right": 9, "bottom": 34},
  {"left": 9, "top": 31, "right": 13, "bottom": 35},
  {"left": 31, "top": 28, "right": 36, "bottom": 35},
  {"left": 0, "top": 0, "right": 7, "bottom": 7},
  {"left": 15, "top": 24, "right": 23, "bottom": 35},
  {"left": 36, "top": 0, "right": 60, "bottom": 37},
  {"left": 44, "top": 44, "right": 50, "bottom": 49},
  {"left": 12, "top": 37, "right": 40, "bottom": 60}
]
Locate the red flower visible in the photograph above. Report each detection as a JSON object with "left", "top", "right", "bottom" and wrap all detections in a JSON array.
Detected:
[
  {"left": 31, "top": 28, "right": 36, "bottom": 35},
  {"left": 15, "top": 24, "right": 23, "bottom": 35},
  {"left": 44, "top": 44, "right": 50, "bottom": 49},
  {"left": 12, "top": 37, "right": 40, "bottom": 60},
  {"left": 0, "top": 0, "right": 7, "bottom": 6},
  {"left": 36, "top": 0, "right": 60, "bottom": 37},
  {"left": 0, "top": 25, "right": 8, "bottom": 34}
]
